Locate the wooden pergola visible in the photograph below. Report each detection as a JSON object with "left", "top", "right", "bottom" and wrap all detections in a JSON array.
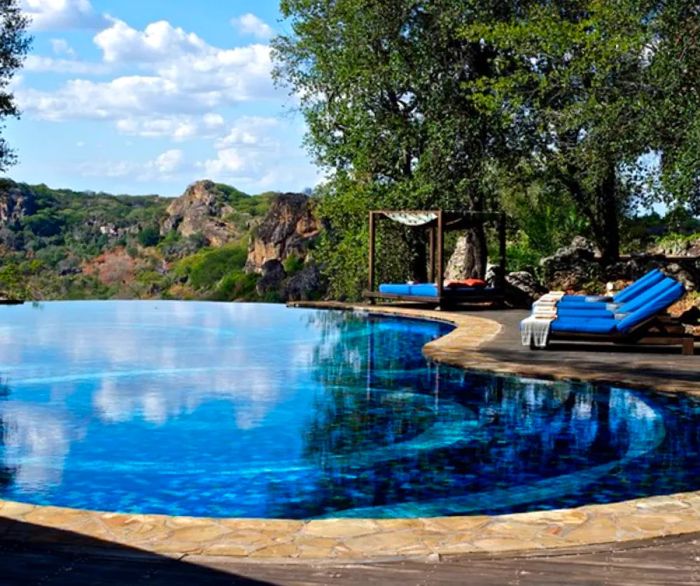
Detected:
[{"left": 363, "top": 209, "right": 507, "bottom": 306}]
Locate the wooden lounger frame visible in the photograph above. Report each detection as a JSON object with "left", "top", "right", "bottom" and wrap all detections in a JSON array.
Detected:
[
  {"left": 545, "top": 315, "right": 696, "bottom": 356},
  {"left": 364, "top": 209, "right": 507, "bottom": 308}
]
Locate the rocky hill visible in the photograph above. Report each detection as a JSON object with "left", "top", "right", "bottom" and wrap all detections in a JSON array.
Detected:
[{"left": 0, "top": 179, "right": 325, "bottom": 302}]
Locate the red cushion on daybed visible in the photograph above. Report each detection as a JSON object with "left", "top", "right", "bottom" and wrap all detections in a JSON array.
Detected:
[{"left": 444, "top": 279, "right": 487, "bottom": 288}]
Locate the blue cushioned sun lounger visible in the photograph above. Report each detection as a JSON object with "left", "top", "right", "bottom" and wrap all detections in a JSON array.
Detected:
[
  {"left": 556, "top": 277, "right": 678, "bottom": 319},
  {"left": 556, "top": 269, "right": 664, "bottom": 307},
  {"left": 533, "top": 277, "right": 694, "bottom": 354}
]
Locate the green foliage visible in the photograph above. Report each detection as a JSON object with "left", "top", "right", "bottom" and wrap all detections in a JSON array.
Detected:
[
  {"left": 137, "top": 226, "right": 161, "bottom": 247},
  {"left": 653, "top": 232, "right": 700, "bottom": 253},
  {"left": 174, "top": 244, "right": 249, "bottom": 291},
  {"left": 282, "top": 253, "right": 305, "bottom": 275},
  {"left": 0, "top": 1, "right": 31, "bottom": 171},
  {"left": 0, "top": 261, "right": 28, "bottom": 299},
  {"left": 496, "top": 171, "right": 589, "bottom": 263},
  {"left": 461, "top": 1, "right": 657, "bottom": 261},
  {"left": 213, "top": 271, "right": 259, "bottom": 301},
  {"left": 276, "top": 0, "right": 699, "bottom": 291}
]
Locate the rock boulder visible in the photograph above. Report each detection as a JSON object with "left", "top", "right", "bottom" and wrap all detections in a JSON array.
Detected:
[
  {"left": 161, "top": 180, "right": 240, "bottom": 246},
  {"left": 245, "top": 193, "right": 320, "bottom": 273},
  {"left": 283, "top": 262, "right": 325, "bottom": 302},
  {"left": 540, "top": 237, "right": 602, "bottom": 291},
  {"left": 505, "top": 271, "right": 547, "bottom": 307},
  {"left": 255, "top": 259, "right": 286, "bottom": 297},
  {"left": 0, "top": 180, "right": 37, "bottom": 229}
]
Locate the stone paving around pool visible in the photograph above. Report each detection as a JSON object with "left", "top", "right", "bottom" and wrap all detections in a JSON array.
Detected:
[
  {"left": 1, "top": 304, "right": 699, "bottom": 562},
  {"left": 3, "top": 493, "right": 700, "bottom": 561}
]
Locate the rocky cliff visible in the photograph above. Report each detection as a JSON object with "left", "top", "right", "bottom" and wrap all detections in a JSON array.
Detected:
[
  {"left": 0, "top": 181, "right": 36, "bottom": 228},
  {"left": 245, "top": 193, "right": 321, "bottom": 273},
  {"left": 161, "top": 180, "right": 246, "bottom": 246}
]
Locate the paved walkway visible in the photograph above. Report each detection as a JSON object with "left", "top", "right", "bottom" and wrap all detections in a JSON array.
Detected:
[
  {"left": 1, "top": 532, "right": 699, "bottom": 585},
  {"left": 471, "top": 309, "right": 699, "bottom": 394}
]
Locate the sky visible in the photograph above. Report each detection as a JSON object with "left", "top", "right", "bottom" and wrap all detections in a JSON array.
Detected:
[{"left": 4, "top": 0, "right": 321, "bottom": 197}]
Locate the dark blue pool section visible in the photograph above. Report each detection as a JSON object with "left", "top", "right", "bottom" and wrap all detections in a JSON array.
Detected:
[{"left": 0, "top": 301, "right": 698, "bottom": 519}]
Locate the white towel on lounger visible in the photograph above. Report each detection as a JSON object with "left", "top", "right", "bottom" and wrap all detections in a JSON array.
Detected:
[{"left": 522, "top": 291, "right": 565, "bottom": 347}]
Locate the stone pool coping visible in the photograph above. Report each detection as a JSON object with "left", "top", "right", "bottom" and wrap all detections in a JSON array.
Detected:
[{"left": 1, "top": 303, "right": 699, "bottom": 562}]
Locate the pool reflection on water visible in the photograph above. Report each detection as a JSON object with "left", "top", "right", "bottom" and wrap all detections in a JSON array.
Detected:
[{"left": 0, "top": 301, "right": 697, "bottom": 518}]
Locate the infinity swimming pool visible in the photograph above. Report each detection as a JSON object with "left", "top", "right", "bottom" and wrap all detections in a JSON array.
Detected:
[{"left": 0, "top": 301, "right": 698, "bottom": 519}]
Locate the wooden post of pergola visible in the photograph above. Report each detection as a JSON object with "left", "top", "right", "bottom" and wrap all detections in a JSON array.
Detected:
[
  {"left": 436, "top": 209, "right": 444, "bottom": 300},
  {"left": 368, "top": 211, "right": 376, "bottom": 298},
  {"left": 499, "top": 212, "right": 507, "bottom": 290}
]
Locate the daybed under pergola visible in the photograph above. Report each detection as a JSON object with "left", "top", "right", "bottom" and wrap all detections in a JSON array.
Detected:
[{"left": 363, "top": 210, "right": 507, "bottom": 308}]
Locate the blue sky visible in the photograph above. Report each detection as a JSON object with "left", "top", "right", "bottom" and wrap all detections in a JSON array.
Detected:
[{"left": 5, "top": 0, "right": 320, "bottom": 196}]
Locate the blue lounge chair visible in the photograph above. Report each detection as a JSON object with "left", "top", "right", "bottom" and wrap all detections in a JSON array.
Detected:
[
  {"left": 556, "top": 276, "right": 679, "bottom": 319},
  {"left": 554, "top": 269, "right": 664, "bottom": 307},
  {"left": 536, "top": 278, "right": 694, "bottom": 354}
]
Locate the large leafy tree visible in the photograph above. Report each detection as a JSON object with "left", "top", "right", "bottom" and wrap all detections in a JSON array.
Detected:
[
  {"left": 0, "top": 0, "right": 30, "bottom": 171},
  {"left": 641, "top": 1, "right": 700, "bottom": 213},
  {"left": 273, "top": 0, "right": 514, "bottom": 297},
  {"left": 464, "top": 0, "right": 656, "bottom": 263}
]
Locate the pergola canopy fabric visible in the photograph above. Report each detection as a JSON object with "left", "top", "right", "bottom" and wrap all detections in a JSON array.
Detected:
[{"left": 382, "top": 212, "right": 438, "bottom": 226}]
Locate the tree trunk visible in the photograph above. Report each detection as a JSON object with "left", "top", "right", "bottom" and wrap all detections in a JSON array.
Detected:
[
  {"left": 561, "top": 164, "right": 620, "bottom": 265},
  {"left": 445, "top": 223, "right": 488, "bottom": 280},
  {"left": 592, "top": 165, "right": 620, "bottom": 265}
]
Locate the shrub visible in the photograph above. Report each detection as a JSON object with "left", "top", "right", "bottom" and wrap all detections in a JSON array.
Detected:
[
  {"left": 138, "top": 226, "right": 161, "bottom": 247},
  {"left": 175, "top": 244, "right": 248, "bottom": 290}
]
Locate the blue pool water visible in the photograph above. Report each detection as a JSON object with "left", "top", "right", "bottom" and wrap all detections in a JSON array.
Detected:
[{"left": 0, "top": 301, "right": 698, "bottom": 519}]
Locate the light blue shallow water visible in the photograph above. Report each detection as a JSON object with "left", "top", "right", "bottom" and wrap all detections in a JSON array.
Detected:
[{"left": 0, "top": 301, "right": 698, "bottom": 519}]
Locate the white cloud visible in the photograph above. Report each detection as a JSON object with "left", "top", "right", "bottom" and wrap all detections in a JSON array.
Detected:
[
  {"left": 196, "top": 116, "right": 323, "bottom": 191},
  {"left": 94, "top": 18, "right": 208, "bottom": 63},
  {"left": 24, "top": 55, "right": 109, "bottom": 75},
  {"left": 50, "top": 38, "right": 76, "bottom": 57},
  {"left": 231, "top": 13, "right": 274, "bottom": 40},
  {"left": 79, "top": 149, "right": 188, "bottom": 181},
  {"left": 21, "top": 0, "right": 108, "bottom": 31},
  {"left": 151, "top": 149, "right": 184, "bottom": 174},
  {"left": 200, "top": 149, "right": 246, "bottom": 176},
  {"left": 115, "top": 113, "right": 225, "bottom": 141},
  {"left": 18, "top": 19, "right": 279, "bottom": 122},
  {"left": 216, "top": 116, "right": 279, "bottom": 148}
]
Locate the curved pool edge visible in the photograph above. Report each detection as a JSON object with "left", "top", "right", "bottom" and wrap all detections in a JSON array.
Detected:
[{"left": 2, "top": 302, "right": 699, "bottom": 562}]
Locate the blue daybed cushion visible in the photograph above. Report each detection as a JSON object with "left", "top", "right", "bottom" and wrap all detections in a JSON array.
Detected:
[
  {"left": 616, "top": 281, "right": 685, "bottom": 333},
  {"left": 378, "top": 283, "right": 439, "bottom": 297},
  {"left": 551, "top": 317, "right": 618, "bottom": 334},
  {"left": 411, "top": 283, "right": 439, "bottom": 297},
  {"left": 378, "top": 283, "right": 488, "bottom": 298},
  {"left": 379, "top": 283, "right": 413, "bottom": 296}
]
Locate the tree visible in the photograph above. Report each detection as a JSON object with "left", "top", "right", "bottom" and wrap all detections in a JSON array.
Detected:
[
  {"left": 273, "top": 0, "right": 514, "bottom": 297},
  {"left": 640, "top": 1, "right": 700, "bottom": 213},
  {"left": 0, "top": 0, "right": 30, "bottom": 171},
  {"left": 463, "top": 0, "right": 658, "bottom": 263}
]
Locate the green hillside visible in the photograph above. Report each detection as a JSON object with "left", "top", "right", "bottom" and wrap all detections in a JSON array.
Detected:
[{"left": 0, "top": 179, "right": 272, "bottom": 301}]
